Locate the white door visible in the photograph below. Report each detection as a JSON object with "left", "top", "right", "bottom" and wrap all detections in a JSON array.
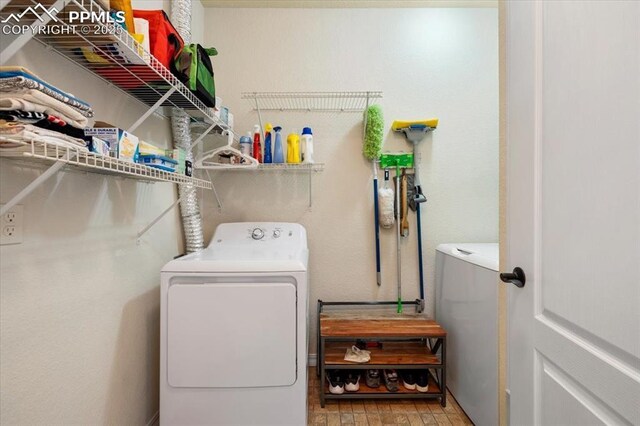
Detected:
[{"left": 506, "top": 1, "right": 640, "bottom": 425}]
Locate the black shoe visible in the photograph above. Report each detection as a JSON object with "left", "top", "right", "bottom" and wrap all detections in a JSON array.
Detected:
[
  {"left": 366, "top": 369, "right": 380, "bottom": 388},
  {"left": 383, "top": 369, "right": 399, "bottom": 392},
  {"left": 416, "top": 370, "right": 429, "bottom": 393},
  {"left": 345, "top": 371, "right": 360, "bottom": 392},
  {"left": 402, "top": 370, "right": 417, "bottom": 390},
  {"left": 326, "top": 370, "right": 345, "bottom": 394}
]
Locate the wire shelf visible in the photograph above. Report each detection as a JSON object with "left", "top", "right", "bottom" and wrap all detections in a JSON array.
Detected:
[
  {"left": 207, "top": 162, "right": 325, "bottom": 172},
  {"left": 241, "top": 91, "right": 382, "bottom": 112},
  {"left": 0, "top": 140, "right": 213, "bottom": 189},
  {"left": 6, "top": 0, "right": 225, "bottom": 126}
]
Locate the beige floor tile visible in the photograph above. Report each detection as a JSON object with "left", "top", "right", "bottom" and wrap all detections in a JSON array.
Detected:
[
  {"left": 327, "top": 402, "right": 340, "bottom": 412},
  {"left": 376, "top": 402, "right": 392, "bottom": 413},
  {"left": 354, "top": 413, "right": 369, "bottom": 425},
  {"left": 447, "top": 415, "right": 465, "bottom": 426},
  {"left": 442, "top": 403, "right": 457, "bottom": 415},
  {"left": 312, "top": 413, "right": 328, "bottom": 425},
  {"left": 414, "top": 401, "right": 431, "bottom": 414},
  {"left": 327, "top": 413, "right": 342, "bottom": 426},
  {"left": 339, "top": 401, "right": 353, "bottom": 413},
  {"left": 393, "top": 414, "right": 411, "bottom": 425},
  {"left": 351, "top": 401, "right": 366, "bottom": 413},
  {"left": 380, "top": 413, "right": 398, "bottom": 425},
  {"left": 364, "top": 401, "right": 378, "bottom": 413},
  {"left": 366, "top": 413, "right": 383, "bottom": 426},
  {"left": 420, "top": 414, "right": 437, "bottom": 425},
  {"left": 340, "top": 413, "right": 355, "bottom": 424},
  {"left": 432, "top": 413, "right": 452, "bottom": 425},
  {"left": 407, "top": 413, "right": 425, "bottom": 426},
  {"left": 428, "top": 403, "right": 444, "bottom": 414}
]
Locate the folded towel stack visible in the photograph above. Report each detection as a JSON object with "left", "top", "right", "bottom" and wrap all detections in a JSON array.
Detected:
[{"left": 0, "top": 67, "right": 92, "bottom": 153}]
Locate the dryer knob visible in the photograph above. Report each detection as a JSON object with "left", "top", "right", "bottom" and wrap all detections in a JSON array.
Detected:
[
  {"left": 273, "top": 230, "right": 281, "bottom": 238},
  {"left": 251, "top": 228, "right": 265, "bottom": 240}
]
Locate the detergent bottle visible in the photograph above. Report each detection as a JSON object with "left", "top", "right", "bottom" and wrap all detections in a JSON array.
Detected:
[
  {"left": 287, "top": 131, "right": 300, "bottom": 164},
  {"left": 263, "top": 123, "right": 273, "bottom": 163},
  {"left": 252, "top": 125, "right": 262, "bottom": 163},
  {"left": 273, "top": 126, "right": 284, "bottom": 163},
  {"left": 301, "top": 127, "right": 314, "bottom": 163}
]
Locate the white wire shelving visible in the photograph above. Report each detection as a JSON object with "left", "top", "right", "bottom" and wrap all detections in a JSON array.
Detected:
[
  {"left": 205, "top": 163, "right": 325, "bottom": 172},
  {"left": 241, "top": 91, "right": 382, "bottom": 112},
  {"left": 0, "top": 140, "right": 212, "bottom": 188}
]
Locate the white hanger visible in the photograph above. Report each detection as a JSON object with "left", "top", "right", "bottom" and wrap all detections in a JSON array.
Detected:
[{"left": 194, "top": 130, "right": 259, "bottom": 170}]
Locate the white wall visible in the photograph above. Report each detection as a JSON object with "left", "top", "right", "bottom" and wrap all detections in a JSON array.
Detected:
[
  {"left": 0, "top": 1, "right": 204, "bottom": 424},
  {"left": 202, "top": 7, "right": 499, "bottom": 355}
]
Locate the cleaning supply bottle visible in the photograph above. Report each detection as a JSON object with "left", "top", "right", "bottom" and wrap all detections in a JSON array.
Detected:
[
  {"left": 239, "top": 132, "right": 252, "bottom": 157},
  {"left": 252, "top": 125, "right": 262, "bottom": 163},
  {"left": 287, "top": 131, "right": 301, "bottom": 164},
  {"left": 263, "top": 123, "right": 273, "bottom": 163},
  {"left": 301, "top": 127, "right": 314, "bottom": 163},
  {"left": 273, "top": 126, "right": 284, "bottom": 163}
]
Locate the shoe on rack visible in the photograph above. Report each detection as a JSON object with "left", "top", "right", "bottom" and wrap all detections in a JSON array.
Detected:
[
  {"left": 326, "top": 370, "right": 345, "bottom": 395},
  {"left": 345, "top": 371, "right": 361, "bottom": 392},
  {"left": 416, "top": 370, "right": 430, "bottom": 393},
  {"left": 383, "top": 369, "right": 399, "bottom": 392},
  {"left": 402, "top": 370, "right": 417, "bottom": 390},
  {"left": 366, "top": 369, "right": 381, "bottom": 388}
]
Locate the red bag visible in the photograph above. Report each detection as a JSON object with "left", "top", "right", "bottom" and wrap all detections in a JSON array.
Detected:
[{"left": 132, "top": 10, "right": 184, "bottom": 70}]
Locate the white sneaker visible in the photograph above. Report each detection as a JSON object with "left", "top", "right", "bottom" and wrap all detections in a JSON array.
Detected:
[
  {"left": 326, "top": 371, "right": 345, "bottom": 394},
  {"left": 345, "top": 371, "right": 361, "bottom": 392}
]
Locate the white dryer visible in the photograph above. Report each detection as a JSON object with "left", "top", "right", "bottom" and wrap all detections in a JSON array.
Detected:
[{"left": 160, "top": 222, "right": 308, "bottom": 426}]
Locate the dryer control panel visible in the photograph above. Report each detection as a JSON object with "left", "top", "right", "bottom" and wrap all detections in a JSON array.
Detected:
[{"left": 208, "top": 222, "right": 307, "bottom": 249}]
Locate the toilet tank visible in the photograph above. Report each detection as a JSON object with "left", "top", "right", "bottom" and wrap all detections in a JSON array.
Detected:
[{"left": 435, "top": 243, "right": 499, "bottom": 426}]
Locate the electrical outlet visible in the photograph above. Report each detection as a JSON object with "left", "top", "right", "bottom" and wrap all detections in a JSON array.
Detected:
[{"left": 1, "top": 205, "right": 23, "bottom": 245}]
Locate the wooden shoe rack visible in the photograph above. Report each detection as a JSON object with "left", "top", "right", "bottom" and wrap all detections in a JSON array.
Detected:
[{"left": 317, "top": 300, "right": 447, "bottom": 408}]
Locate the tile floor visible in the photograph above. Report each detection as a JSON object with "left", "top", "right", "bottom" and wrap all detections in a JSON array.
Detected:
[{"left": 307, "top": 368, "right": 473, "bottom": 426}]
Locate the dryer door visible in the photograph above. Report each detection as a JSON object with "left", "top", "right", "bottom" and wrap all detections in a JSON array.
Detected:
[{"left": 167, "top": 282, "right": 297, "bottom": 388}]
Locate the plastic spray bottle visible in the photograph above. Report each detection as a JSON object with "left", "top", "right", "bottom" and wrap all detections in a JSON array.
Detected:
[
  {"left": 252, "top": 125, "right": 262, "bottom": 163},
  {"left": 263, "top": 123, "right": 273, "bottom": 163},
  {"left": 239, "top": 132, "right": 252, "bottom": 157},
  {"left": 301, "top": 127, "right": 314, "bottom": 163},
  {"left": 273, "top": 126, "right": 284, "bottom": 163},
  {"left": 287, "top": 131, "right": 300, "bottom": 164}
]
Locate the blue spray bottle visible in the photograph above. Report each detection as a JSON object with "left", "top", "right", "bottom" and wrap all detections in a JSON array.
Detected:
[
  {"left": 273, "top": 126, "right": 284, "bottom": 163},
  {"left": 263, "top": 123, "right": 273, "bottom": 163}
]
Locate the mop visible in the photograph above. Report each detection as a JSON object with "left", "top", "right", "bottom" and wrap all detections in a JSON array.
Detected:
[
  {"left": 363, "top": 105, "right": 384, "bottom": 286},
  {"left": 379, "top": 153, "right": 414, "bottom": 313},
  {"left": 391, "top": 119, "right": 438, "bottom": 309}
]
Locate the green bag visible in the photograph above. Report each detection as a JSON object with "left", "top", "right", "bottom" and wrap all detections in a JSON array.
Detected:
[{"left": 174, "top": 44, "right": 218, "bottom": 108}]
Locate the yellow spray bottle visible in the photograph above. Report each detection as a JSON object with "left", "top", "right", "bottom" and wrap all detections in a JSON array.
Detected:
[{"left": 287, "top": 131, "right": 300, "bottom": 164}]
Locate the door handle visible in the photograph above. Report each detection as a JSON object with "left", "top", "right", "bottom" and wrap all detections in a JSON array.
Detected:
[{"left": 500, "top": 267, "right": 526, "bottom": 288}]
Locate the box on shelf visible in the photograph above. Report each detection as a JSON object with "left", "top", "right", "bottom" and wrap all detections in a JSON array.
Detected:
[
  {"left": 166, "top": 148, "right": 187, "bottom": 174},
  {"left": 138, "top": 141, "right": 165, "bottom": 156},
  {"left": 88, "top": 136, "right": 110, "bottom": 156},
  {"left": 138, "top": 154, "right": 178, "bottom": 172},
  {"left": 84, "top": 126, "right": 139, "bottom": 163}
]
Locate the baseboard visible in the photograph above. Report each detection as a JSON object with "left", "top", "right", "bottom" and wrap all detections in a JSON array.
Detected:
[
  {"left": 146, "top": 411, "right": 159, "bottom": 426},
  {"left": 308, "top": 353, "right": 317, "bottom": 367}
]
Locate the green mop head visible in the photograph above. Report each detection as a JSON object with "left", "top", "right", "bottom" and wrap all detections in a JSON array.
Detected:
[{"left": 363, "top": 105, "right": 384, "bottom": 160}]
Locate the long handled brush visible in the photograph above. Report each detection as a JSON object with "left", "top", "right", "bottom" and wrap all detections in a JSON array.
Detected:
[{"left": 363, "top": 105, "right": 384, "bottom": 286}]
